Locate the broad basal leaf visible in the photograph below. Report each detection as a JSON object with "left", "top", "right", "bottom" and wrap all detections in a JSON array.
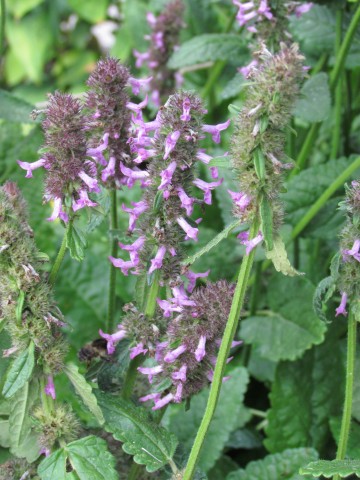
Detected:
[
  {"left": 167, "top": 367, "right": 250, "bottom": 472},
  {"left": 300, "top": 460, "right": 360, "bottom": 478},
  {"left": 2, "top": 342, "right": 35, "bottom": 398},
  {"left": 64, "top": 363, "right": 104, "bottom": 425},
  {"left": 168, "top": 34, "right": 248, "bottom": 69},
  {"left": 227, "top": 448, "right": 318, "bottom": 480},
  {"left": 96, "top": 392, "right": 178, "bottom": 472},
  {"left": 240, "top": 274, "right": 326, "bottom": 362},
  {"left": 265, "top": 236, "right": 302, "bottom": 277},
  {"left": 294, "top": 73, "right": 331, "bottom": 123}
]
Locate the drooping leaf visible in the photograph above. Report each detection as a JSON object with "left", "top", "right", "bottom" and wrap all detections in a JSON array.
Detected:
[
  {"left": 240, "top": 275, "right": 326, "bottom": 362},
  {"left": 227, "top": 448, "right": 319, "bottom": 480},
  {"left": 168, "top": 34, "right": 248, "bottom": 69},
  {"left": 2, "top": 342, "right": 35, "bottom": 398},
  {"left": 167, "top": 367, "right": 250, "bottom": 472},
  {"left": 300, "top": 460, "right": 360, "bottom": 478},
  {"left": 265, "top": 236, "right": 302, "bottom": 277},
  {"left": 64, "top": 363, "right": 104, "bottom": 425},
  {"left": 96, "top": 392, "right": 178, "bottom": 472},
  {"left": 0, "top": 90, "right": 38, "bottom": 123},
  {"left": 66, "top": 222, "right": 87, "bottom": 262},
  {"left": 294, "top": 73, "right": 331, "bottom": 123},
  {"left": 265, "top": 324, "right": 345, "bottom": 453}
]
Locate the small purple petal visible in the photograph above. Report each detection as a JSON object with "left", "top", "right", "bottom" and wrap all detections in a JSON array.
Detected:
[
  {"left": 44, "top": 375, "right": 56, "bottom": 400},
  {"left": 194, "top": 335, "right": 206, "bottom": 362},
  {"left": 335, "top": 292, "right": 348, "bottom": 317},
  {"left": 17, "top": 158, "right": 46, "bottom": 178},
  {"left": 164, "top": 344, "right": 187, "bottom": 363}
]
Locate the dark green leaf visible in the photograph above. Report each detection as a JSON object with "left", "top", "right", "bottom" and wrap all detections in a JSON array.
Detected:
[
  {"left": 0, "top": 90, "right": 38, "bottom": 123},
  {"left": 259, "top": 194, "right": 273, "bottom": 250},
  {"left": 221, "top": 73, "right": 246, "bottom": 100},
  {"left": 294, "top": 73, "right": 331, "bottom": 123},
  {"left": 66, "top": 222, "right": 87, "bottom": 262},
  {"left": 300, "top": 459, "right": 360, "bottom": 477},
  {"left": 15, "top": 291, "right": 25, "bottom": 322},
  {"left": 313, "top": 276, "right": 336, "bottom": 323},
  {"left": 2, "top": 342, "right": 35, "bottom": 398},
  {"left": 38, "top": 449, "right": 68, "bottom": 480}
]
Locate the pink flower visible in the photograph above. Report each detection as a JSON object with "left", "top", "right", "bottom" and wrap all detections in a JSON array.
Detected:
[
  {"left": 186, "top": 270, "right": 209, "bottom": 293},
  {"left": 133, "top": 50, "right": 150, "bottom": 68},
  {"left": 193, "top": 178, "right": 223, "bottom": 205},
  {"left": 295, "top": 3, "right": 313, "bottom": 17},
  {"left": 174, "top": 382, "right": 183, "bottom": 403},
  {"left": 238, "top": 59, "right": 258, "bottom": 78},
  {"left": 172, "top": 364, "right": 187, "bottom": 382},
  {"left": 180, "top": 97, "right": 191, "bottom": 121},
  {"left": 157, "top": 299, "right": 182, "bottom": 317},
  {"left": 164, "top": 344, "right": 187, "bottom": 363},
  {"left": 78, "top": 171, "right": 100, "bottom": 193},
  {"left": 44, "top": 375, "right": 56, "bottom": 400},
  {"left": 152, "top": 393, "right": 174, "bottom": 410},
  {"left": 158, "top": 161, "right": 177, "bottom": 191},
  {"left": 101, "top": 156, "right": 116, "bottom": 182},
  {"left": 122, "top": 200, "right": 148, "bottom": 231},
  {"left": 119, "top": 236, "right": 145, "bottom": 264},
  {"left": 196, "top": 150, "right": 212, "bottom": 164},
  {"left": 130, "top": 342, "right": 148, "bottom": 359},
  {"left": 177, "top": 187, "right": 195, "bottom": 216},
  {"left": 335, "top": 292, "right": 348, "bottom": 317},
  {"left": 239, "top": 231, "right": 263, "bottom": 255},
  {"left": 72, "top": 190, "right": 98, "bottom": 211},
  {"left": 99, "top": 326, "right": 127, "bottom": 354},
  {"left": 342, "top": 239, "right": 360, "bottom": 262},
  {"left": 177, "top": 216, "right": 199, "bottom": 241},
  {"left": 194, "top": 335, "right": 206, "bottom": 362},
  {"left": 128, "top": 76, "right": 152, "bottom": 95},
  {"left": 109, "top": 256, "right": 136, "bottom": 276},
  {"left": 138, "top": 365, "right": 163, "bottom": 383},
  {"left": 47, "top": 197, "right": 68, "bottom": 223},
  {"left": 87, "top": 133, "right": 109, "bottom": 166},
  {"left": 202, "top": 120, "right": 230, "bottom": 143},
  {"left": 164, "top": 131, "right": 181, "bottom": 160},
  {"left": 228, "top": 190, "right": 251, "bottom": 211},
  {"left": 127, "top": 95, "right": 149, "bottom": 113},
  {"left": 139, "top": 392, "right": 161, "bottom": 403},
  {"left": 17, "top": 158, "right": 47, "bottom": 178},
  {"left": 149, "top": 245, "right": 167, "bottom": 274}
]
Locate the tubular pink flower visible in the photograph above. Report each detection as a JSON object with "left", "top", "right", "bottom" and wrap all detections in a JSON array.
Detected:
[
  {"left": 47, "top": 197, "right": 68, "bottom": 223},
  {"left": 44, "top": 375, "right": 56, "bottom": 400},
  {"left": 152, "top": 393, "right": 174, "bottom": 410},
  {"left": 130, "top": 342, "right": 148, "bottom": 359},
  {"left": 193, "top": 178, "right": 223, "bottom": 205},
  {"left": 335, "top": 292, "right": 348, "bottom": 317},
  {"left": 238, "top": 59, "right": 258, "bottom": 78},
  {"left": 138, "top": 365, "right": 163, "bottom": 383},
  {"left": 164, "top": 344, "right": 187, "bottom": 363},
  {"left": 186, "top": 270, "right": 210, "bottom": 293},
  {"left": 194, "top": 335, "right": 206, "bottom": 362},
  {"left": 164, "top": 131, "right": 181, "bottom": 160},
  {"left": 149, "top": 245, "right": 167, "bottom": 274},
  {"left": 72, "top": 189, "right": 98, "bottom": 211},
  {"left": 158, "top": 161, "right": 177, "bottom": 191},
  {"left": 342, "top": 239, "right": 360, "bottom": 262},
  {"left": 174, "top": 382, "right": 183, "bottom": 403},
  {"left": 17, "top": 158, "right": 47, "bottom": 178},
  {"left": 127, "top": 95, "right": 149, "bottom": 113},
  {"left": 139, "top": 392, "right": 161, "bottom": 403},
  {"left": 295, "top": 2, "right": 313, "bottom": 17},
  {"left": 180, "top": 97, "right": 191, "bottom": 121},
  {"left": 78, "top": 171, "right": 100, "bottom": 193},
  {"left": 210, "top": 167, "right": 218, "bottom": 179},
  {"left": 155, "top": 341, "right": 169, "bottom": 361},
  {"left": 202, "top": 119, "right": 230, "bottom": 143},
  {"left": 241, "top": 232, "right": 263, "bottom": 255},
  {"left": 122, "top": 200, "right": 148, "bottom": 231},
  {"left": 134, "top": 148, "right": 156, "bottom": 164},
  {"left": 128, "top": 76, "right": 152, "bottom": 95},
  {"left": 39, "top": 447, "right": 50, "bottom": 457},
  {"left": 87, "top": 133, "right": 109, "bottom": 166},
  {"left": 119, "top": 236, "right": 145, "bottom": 264},
  {"left": 177, "top": 216, "right": 199, "bottom": 241},
  {"left": 196, "top": 150, "right": 212, "bottom": 164},
  {"left": 177, "top": 187, "right": 195, "bottom": 216},
  {"left": 120, "top": 162, "right": 150, "bottom": 180},
  {"left": 228, "top": 190, "right": 251, "bottom": 211},
  {"left": 157, "top": 299, "right": 182, "bottom": 317},
  {"left": 101, "top": 156, "right": 116, "bottom": 182},
  {"left": 109, "top": 256, "right": 136, "bottom": 275},
  {"left": 172, "top": 364, "right": 187, "bottom": 382},
  {"left": 99, "top": 327, "right": 127, "bottom": 354},
  {"left": 133, "top": 50, "right": 150, "bottom": 68},
  {"left": 172, "top": 285, "right": 197, "bottom": 307}
]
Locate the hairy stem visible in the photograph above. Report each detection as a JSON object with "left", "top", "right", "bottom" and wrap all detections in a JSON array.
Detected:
[
  {"left": 48, "top": 223, "right": 70, "bottom": 286},
  {"left": 333, "top": 310, "right": 357, "bottom": 480},
  {"left": 182, "top": 219, "right": 260, "bottom": 480},
  {"left": 106, "top": 189, "right": 118, "bottom": 332},
  {"left": 330, "top": 10, "right": 343, "bottom": 160}
]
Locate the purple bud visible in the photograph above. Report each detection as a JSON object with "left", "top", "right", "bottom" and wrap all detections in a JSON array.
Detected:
[
  {"left": 173, "top": 383, "right": 183, "bottom": 403},
  {"left": 180, "top": 97, "right": 191, "bottom": 121}
]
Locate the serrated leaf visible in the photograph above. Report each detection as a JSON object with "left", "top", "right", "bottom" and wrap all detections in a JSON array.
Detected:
[
  {"left": 265, "top": 324, "right": 345, "bottom": 453},
  {"left": 38, "top": 449, "right": 68, "bottom": 480},
  {"left": 167, "top": 367, "right": 250, "bottom": 472},
  {"left": 168, "top": 34, "right": 247, "bottom": 69},
  {"left": 9, "top": 380, "right": 38, "bottom": 451},
  {"left": 66, "top": 222, "right": 87, "bottom": 262},
  {"left": 2, "top": 342, "right": 35, "bottom": 398},
  {"left": 313, "top": 276, "right": 336, "bottom": 322},
  {"left": 265, "top": 236, "right": 302, "bottom": 277},
  {"left": 0, "top": 90, "right": 38, "bottom": 123},
  {"left": 294, "top": 73, "right": 331, "bottom": 123},
  {"left": 259, "top": 195, "right": 273, "bottom": 250},
  {"left": 227, "top": 448, "right": 318, "bottom": 480},
  {"left": 96, "top": 392, "right": 178, "bottom": 472},
  {"left": 64, "top": 363, "right": 104, "bottom": 425},
  {"left": 300, "top": 460, "right": 360, "bottom": 477},
  {"left": 240, "top": 275, "right": 326, "bottom": 362}
]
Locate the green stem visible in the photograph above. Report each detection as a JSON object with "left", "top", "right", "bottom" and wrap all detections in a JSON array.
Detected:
[
  {"left": 40, "top": 376, "right": 54, "bottom": 416},
  {"left": 48, "top": 224, "right": 69, "bottom": 286},
  {"left": 182, "top": 219, "right": 260, "bottom": 480},
  {"left": 333, "top": 310, "right": 357, "bottom": 480},
  {"left": 0, "top": 0, "right": 5, "bottom": 57},
  {"left": 122, "top": 355, "right": 143, "bottom": 400},
  {"left": 330, "top": 10, "right": 343, "bottom": 160},
  {"left": 106, "top": 189, "right": 118, "bottom": 332},
  {"left": 292, "top": 123, "right": 320, "bottom": 173}
]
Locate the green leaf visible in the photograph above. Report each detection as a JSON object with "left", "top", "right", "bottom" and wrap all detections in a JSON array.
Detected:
[
  {"left": 38, "top": 449, "right": 68, "bottom": 480},
  {"left": 221, "top": 73, "right": 246, "bottom": 100},
  {"left": 300, "top": 460, "right": 360, "bottom": 477},
  {"left": 15, "top": 290, "right": 25, "bottom": 322},
  {"left": 167, "top": 367, "right": 250, "bottom": 472},
  {"left": 0, "top": 89, "right": 38, "bottom": 123},
  {"left": 0, "top": 420, "right": 10, "bottom": 448},
  {"left": 330, "top": 416, "right": 360, "bottom": 460},
  {"left": 67, "top": 0, "right": 109, "bottom": 23},
  {"left": 2, "top": 342, "right": 35, "bottom": 398},
  {"left": 240, "top": 275, "right": 326, "bottom": 362},
  {"left": 168, "top": 34, "right": 247, "bottom": 69},
  {"left": 66, "top": 222, "right": 87, "bottom": 262},
  {"left": 64, "top": 363, "right": 105, "bottom": 425},
  {"left": 350, "top": 354, "right": 360, "bottom": 423},
  {"left": 294, "top": 73, "right": 331, "bottom": 123},
  {"left": 227, "top": 448, "right": 319, "bottom": 480},
  {"left": 96, "top": 392, "right": 178, "bottom": 472},
  {"left": 7, "top": 0, "right": 45, "bottom": 18},
  {"left": 265, "top": 324, "right": 345, "bottom": 453},
  {"left": 253, "top": 149, "right": 266, "bottom": 181},
  {"left": 208, "top": 156, "right": 231, "bottom": 168},
  {"left": 265, "top": 236, "right": 302, "bottom": 277},
  {"left": 313, "top": 276, "right": 336, "bottom": 323},
  {"left": 259, "top": 195, "right": 273, "bottom": 250}
]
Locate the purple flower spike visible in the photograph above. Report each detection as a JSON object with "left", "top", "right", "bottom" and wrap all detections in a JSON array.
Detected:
[
  {"left": 130, "top": 342, "right": 148, "bottom": 359},
  {"left": 149, "top": 245, "right": 167, "bottom": 274},
  {"left": 202, "top": 119, "right": 230, "bottom": 143},
  {"left": 122, "top": 200, "right": 148, "bottom": 231},
  {"left": 99, "top": 327, "right": 127, "bottom": 354},
  {"left": 87, "top": 133, "right": 109, "bottom": 166},
  {"left": 17, "top": 158, "right": 47, "bottom": 178},
  {"left": 228, "top": 190, "right": 251, "bottom": 211},
  {"left": 72, "top": 189, "right": 98, "bottom": 211},
  {"left": 164, "top": 131, "right": 181, "bottom": 160},
  {"left": 109, "top": 256, "right": 136, "bottom": 276},
  {"left": 193, "top": 178, "right": 224, "bottom": 205},
  {"left": 128, "top": 76, "right": 152, "bottom": 95},
  {"left": 186, "top": 270, "right": 210, "bottom": 293},
  {"left": 164, "top": 344, "right": 187, "bottom": 363},
  {"left": 195, "top": 335, "right": 207, "bottom": 362},
  {"left": 342, "top": 239, "right": 360, "bottom": 262},
  {"left": 177, "top": 216, "right": 199, "bottom": 241},
  {"left": 47, "top": 197, "right": 68, "bottom": 223},
  {"left": 152, "top": 393, "right": 174, "bottom": 410},
  {"left": 177, "top": 187, "right": 195, "bottom": 216},
  {"left": 158, "top": 161, "right": 177, "bottom": 191},
  {"left": 172, "top": 364, "right": 187, "bottom": 382},
  {"left": 44, "top": 375, "right": 56, "bottom": 400},
  {"left": 335, "top": 292, "right": 348, "bottom": 317},
  {"left": 180, "top": 97, "right": 191, "bottom": 121},
  {"left": 101, "top": 156, "right": 116, "bottom": 182},
  {"left": 78, "top": 171, "right": 100, "bottom": 193}
]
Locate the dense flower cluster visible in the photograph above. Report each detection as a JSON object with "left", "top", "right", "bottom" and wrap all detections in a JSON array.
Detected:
[
  {"left": 230, "top": 43, "right": 305, "bottom": 252},
  {"left": 134, "top": 0, "right": 185, "bottom": 106}
]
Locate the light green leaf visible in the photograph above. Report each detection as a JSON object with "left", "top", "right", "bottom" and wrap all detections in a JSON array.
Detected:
[
  {"left": 167, "top": 367, "right": 250, "bottom": 472},
  {"left": 96, "top": 392, "right": 178, "bottom": 472},
  {"left": 168, "top": 34, "right": 247, "bottom": 69},
  {"left": 240, "top": 275, "right": 326, "bottom": 362},
  {"left": 227, "top": 448, "right": 318, "bottom": 480},
  {"left": 9, "top": 380, "right": 38, "bottom": 451},
  {"left": 66, "top": 222, "right": 87, "bottom": 262},
  {"left": 64, "top": 363, "right": 104, "bottom": 425},
  {"left": 300, "top": 460, "right": 360, "bottom": 477},
  {"left": 7, "top": 0, "right": 45, "bottom": 18},
  {"left": 294, "top": 73, "right": 331, "bottom": 123},
  {"left": 265, "top": 236, "right": 302, "bottom": 277},
  {"left": 265, "top": 324, "right": 345, "bottom": 453},
  {"left": 2, "top": 342, "right": 35, "bottom": 398},
  {"left": 0, "top": 90, "right": 38, "bottom": 124},
  {"left": 67, "top": 0, "right": 109, "bottom": 23},
  {"left": 0, "top": 420, "right": 10, "bottom": 448},
  {"left": 38, "top": 449, "right": 68, "bottom": 480},
  {"left": 350, "top": 355, "right": 360, "bottom": 423},
  {"left": 15, "top": 290, "right": 25, "bottom": 322}
]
